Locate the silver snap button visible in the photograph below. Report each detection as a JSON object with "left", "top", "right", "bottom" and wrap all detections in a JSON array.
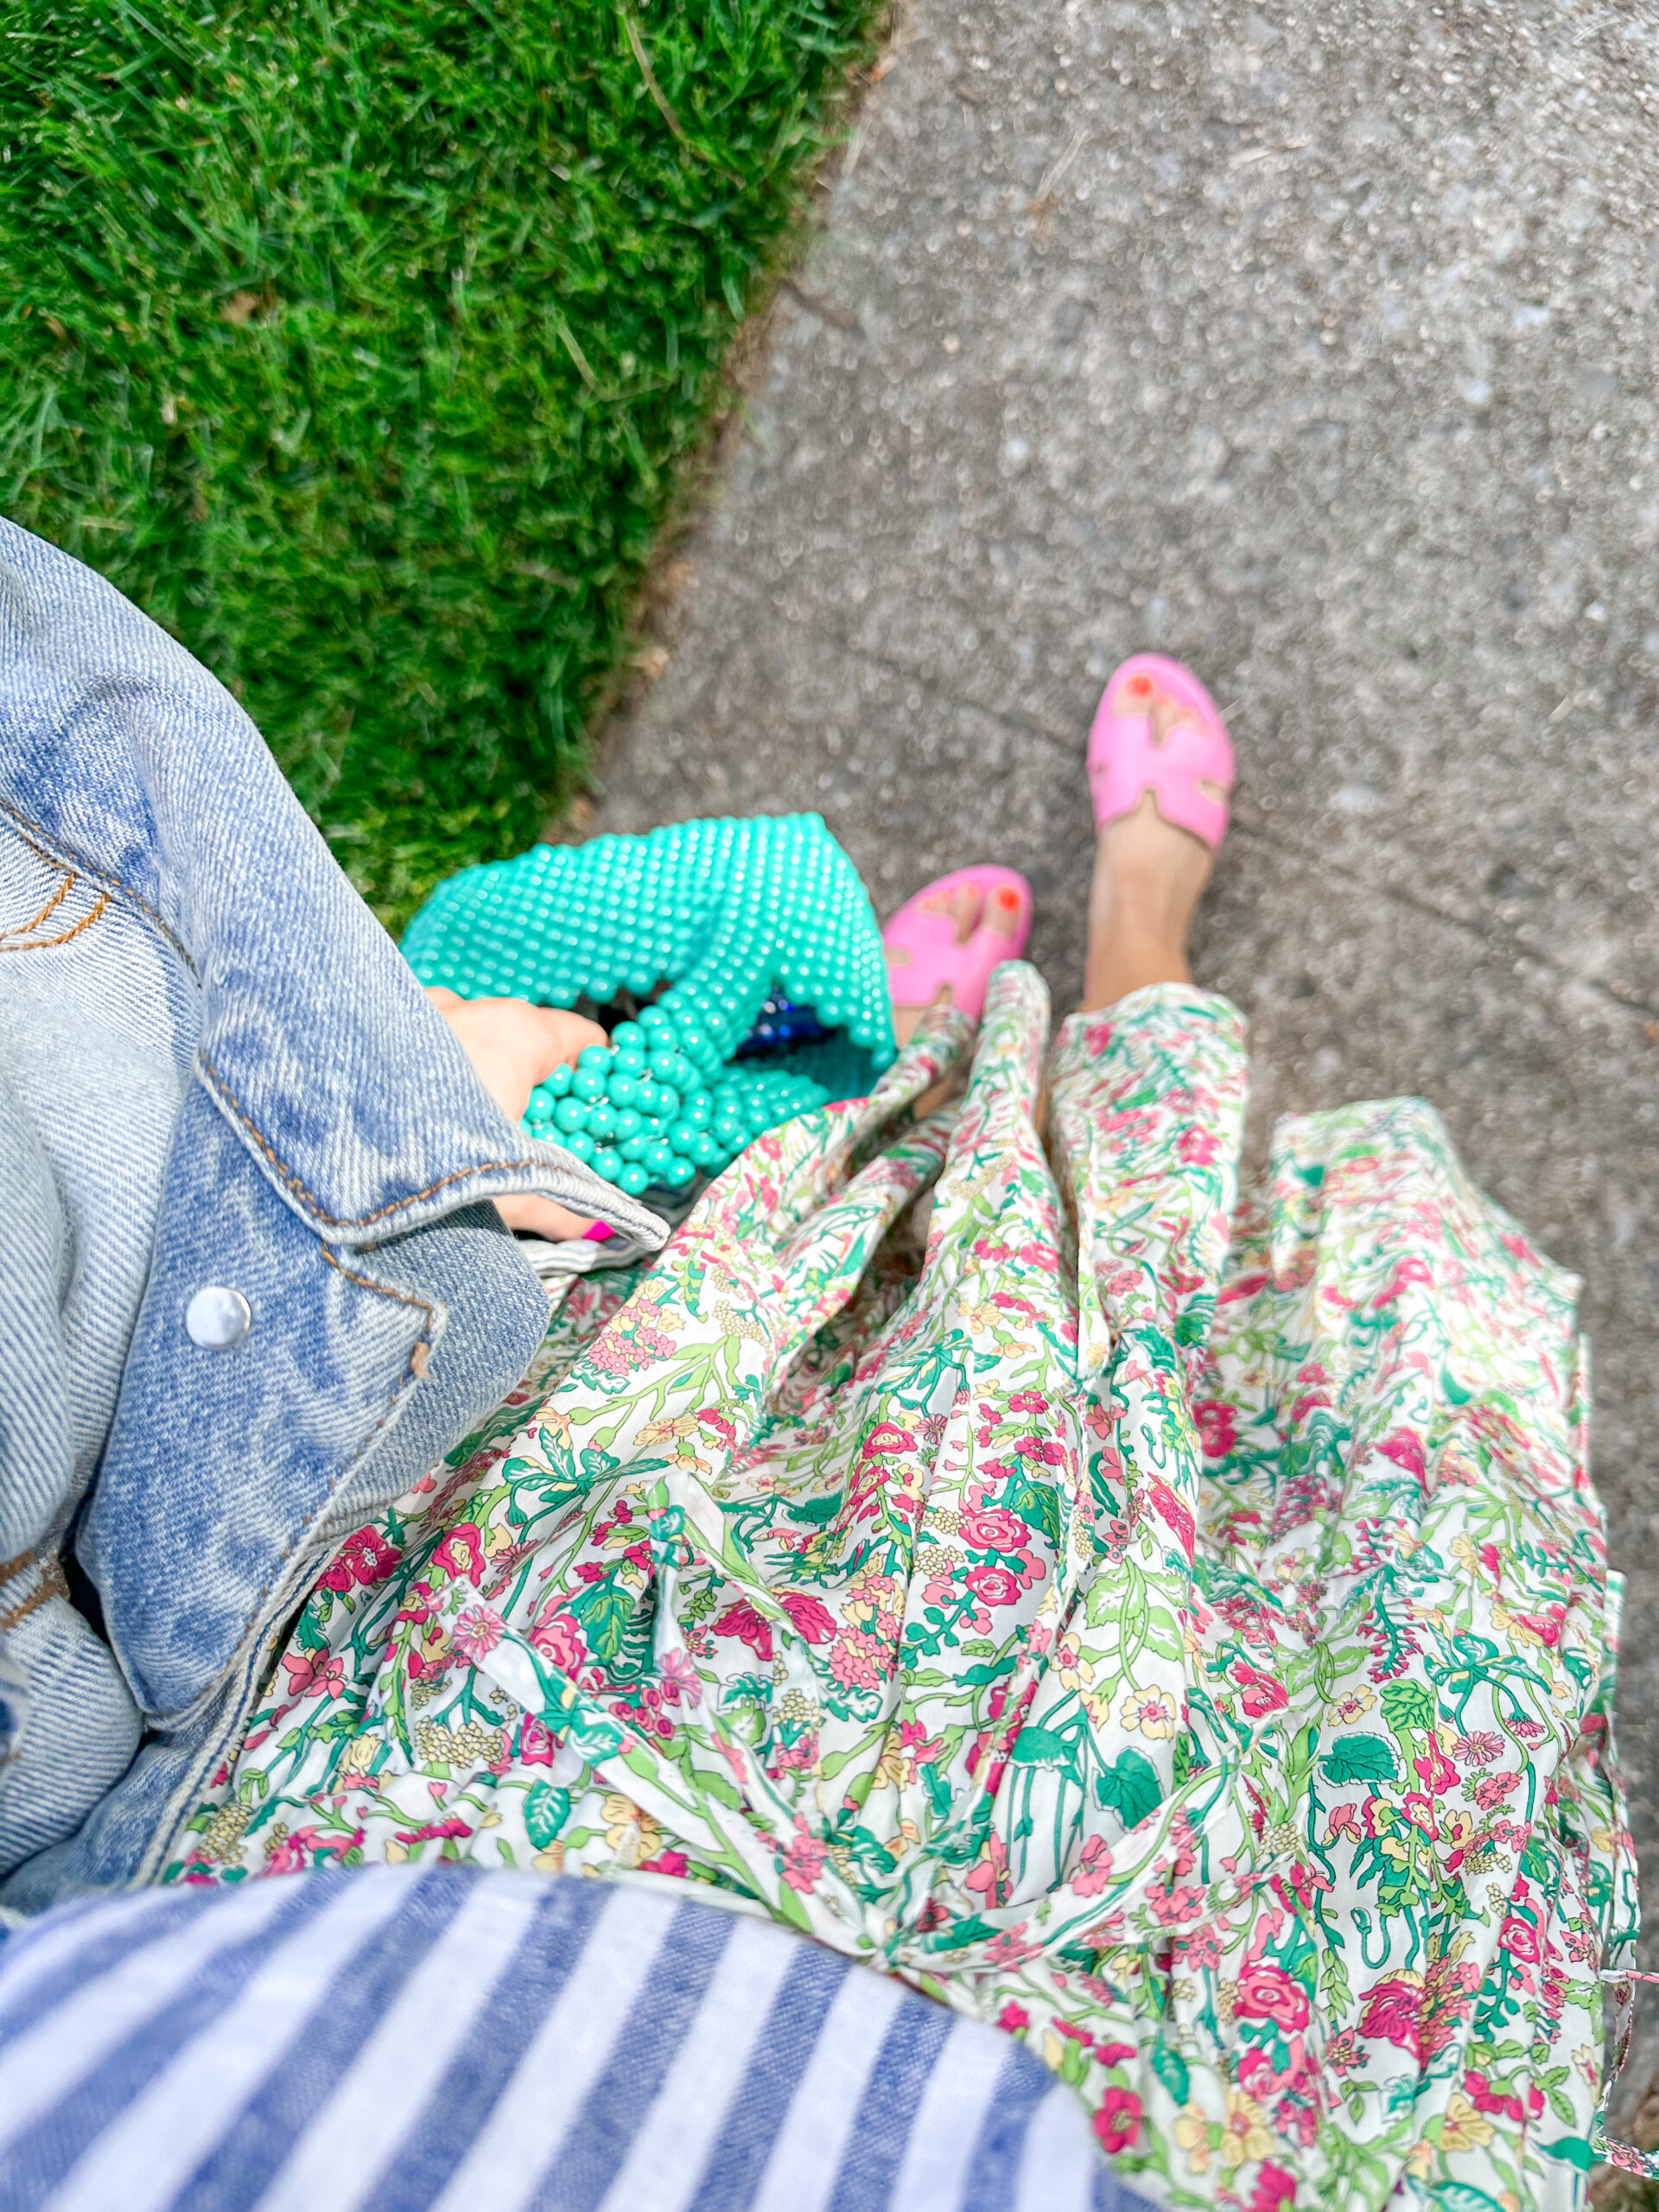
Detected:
[{"left": 184, "top": 1285, "right": 252, "bottom": 1348}]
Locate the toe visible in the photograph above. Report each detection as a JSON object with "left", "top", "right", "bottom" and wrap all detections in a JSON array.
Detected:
[{"left": 983, "top": 882, "right": 1025, "bottom": 939}]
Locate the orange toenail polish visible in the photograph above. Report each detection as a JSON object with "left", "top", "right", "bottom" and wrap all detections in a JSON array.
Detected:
[{"left": 995, "top": 887, "right": 1019, "bottom": 907}]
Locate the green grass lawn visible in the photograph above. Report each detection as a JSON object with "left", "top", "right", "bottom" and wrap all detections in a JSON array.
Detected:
[{"left": 0, "top": 0, "right": 879, "bottom": 926}]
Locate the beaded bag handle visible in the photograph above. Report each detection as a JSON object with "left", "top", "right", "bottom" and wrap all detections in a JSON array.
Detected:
[{"left": 402, "top": 815, "right": 896, "bottom": 1199}]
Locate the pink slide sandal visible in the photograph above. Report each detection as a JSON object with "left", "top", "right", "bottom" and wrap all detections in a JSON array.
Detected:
[
  {"left": 882, "top": 864, "right": 1033, "bottom": 1025},
  {"left": 1086, "top": 653, "right": 1235, "bottom": 852}
]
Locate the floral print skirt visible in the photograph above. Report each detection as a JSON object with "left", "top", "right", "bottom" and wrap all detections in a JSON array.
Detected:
[{"left": 171, "top": 970, "right": 1637, "bottom": 2211}]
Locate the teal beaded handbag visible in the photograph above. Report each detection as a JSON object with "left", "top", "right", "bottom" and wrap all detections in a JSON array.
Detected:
[{"left": 401, "top": 815, "right": 896, "bottom": 1201}]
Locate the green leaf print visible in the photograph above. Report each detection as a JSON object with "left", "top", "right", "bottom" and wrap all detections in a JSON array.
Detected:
[
  {"left": 1381, "top": 1679, "right": 1437, "bottom": 1737},
  {"left": 568, "top": 1575, "right": 635, "bottom": 1662},
  {"left": 1537, "top": 2137, "right": 1593, "bottom": 2171},
  {"left": 1009, "top": 1727, "right": 1073, "bottom": 1770},
  {"left": 524, "top": 1784, "right": 571, "bottom": 1849},
  {"left": 1149, "top": 2039, "right": 1191, "bottom": 2107},
  {"left": 1096, "top": 1747, "right": 1162, "bottom": 1831},
  {"left": 1320, "top": 1734, "right": 1401, "bottom": 1784},
  {"left": 785, "top": 1491, "right": 842, "bottom": 1525}
]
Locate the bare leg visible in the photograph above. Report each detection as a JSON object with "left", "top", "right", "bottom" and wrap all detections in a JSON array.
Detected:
[
  {"left": 890, "top": 880, "right": 1023, "bottom": 1046},
  {"left": 1081, "top": 676, "right": 1226, "bottom": 1010}
]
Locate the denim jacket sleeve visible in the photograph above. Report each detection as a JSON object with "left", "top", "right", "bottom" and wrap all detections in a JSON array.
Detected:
[{"left": 0, "top": 518, "right": 667, "bottom": 1910}]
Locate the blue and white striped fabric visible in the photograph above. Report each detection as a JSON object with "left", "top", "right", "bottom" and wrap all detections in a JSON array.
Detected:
[{"left": 0, "top": 1866, "right": 1154, "bottom": 2212}]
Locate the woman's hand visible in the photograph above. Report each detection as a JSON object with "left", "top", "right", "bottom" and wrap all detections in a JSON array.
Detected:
[{"left": 426, "top": 987, "right": 607, "bottom": 1240}]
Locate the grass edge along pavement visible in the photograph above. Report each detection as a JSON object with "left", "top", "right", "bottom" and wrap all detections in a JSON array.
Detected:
[{"left": 0, "top": 0, "right": 887, "bottom": 931}]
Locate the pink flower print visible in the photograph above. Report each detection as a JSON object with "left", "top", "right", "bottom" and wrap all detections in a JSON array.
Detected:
[
  {"left": 393, "top": 1817, "right": 474, "bottom": 1848},
  {"left": 1376, "top": 1428, "right": 1427, "bottom": 1487},
  {"left": 984, "top": 1928, "right": 1041, "bottom": 1967},
  {"left": 319, "top": 1526, "right": 403, "bottom": 1593},
  {"left": 527, "top": 1606, "right": 584, "bottom": 1671},
  {"left": 779, "top": 1592, "right": 836, "bottom": 1644},
  {"left": 1175, "top": 1925, "right": 1223, "bottom": 1973},
  {"left": 899, "top": 1718, "right": 944, "bottom": 1766},
  {"left": 1401, "top": 1790, "right": 1437, "bottom": 1838},
  {"left": 430, "top": 1522, "right": 487, "bottom": 1587},
  {"left": 714, "top": 1600, "right": 774, "bottom": 1662},
  {"left": 280, "top": 1648, "right": 345, "bottom": 1702},
  {"left": 779, "top": 1821, "right": 828, "bottom": 1894},
  {"left": 1233, "top": 1960, "right": 1310, "bottom": 2033},
  {"left": 1092, "top": 2087, "right": 1142, "bottom": 2154},
  {"left": 1510, "top": 1717, "right": 1547, "bottom": 1744},
  {"left": 264, "top": 1823, "right": 361, "bottom": 1876},
  {"left": 1008, "top": 1390, "right": 1049, "bottom": 1415},
  {"left": 639, "top": 1848, "right": 689, "bottom": 1878},
  {"left": 1414, "top": 1744, "right": 1458, "bottom": 1796},
  {"left": 1147, "top": 1478, "right": 1196, "bottom": 1561},
  {"left": 1325, "top": 1803, "right": 1363, "bottom": 1843},
  {"left": 1230, "top": 1661, "right": 1288, "bottom": 1718},
  {"left": 996, "top": 2002, "right": 1031, "bottom": 2035},
  {"left": 1016, "top": 1242, "right": 1059, "bottom": 1273},
  {"left": 656, "top": 1649, "right": 704, "bottom": 1707},
  {"left": 518, "top": 1715, "right": 557, "bottom": 1766},
  {"left": 1072, "top": 1834, "right": 1115, "bottom": 1897},
  {"left": 1358, "top": 1974, "right": 1423, "bottom": 2055},
  {"left": 1174, "top": 1124, "right": 1220, "bottom": 1167},
  {"left": 965, "top": 1563, "right": 1022, "bottom": 1609},
  {"left": 1249, "top": 2164, "right": 1297, "bottom": 2212},
  {"left": 1450, "top": 1729, "right": 1504, "bottom": 1765},
  {"left": 861, "top": 1421, "right": 916, "bottom": 1457},
  {"left": 1192, "top": 1399, "right": 1237, "bottom": 1459},
  {"left": 1145, "top": 1884, "right": 1205, "bottom": 1926},
  {"left": 451, "top": 1605, "right": 505, "bottom": 1665},
  {"left": 1014, "top": 1433, "right": 1065, "bottom": 1465},
  {"left": 1471, "top": 1770, "right": 1520, "bottom": 1811},
  {"left": 1499, "top": 1914, "right": 1541, "bottom": 1963},
  {"left": 958, "top": 1506, "right": 1028, "bottom": 1554},
  {"left": 829, "top": 1629, "right": 887, "bottom": 1691}
]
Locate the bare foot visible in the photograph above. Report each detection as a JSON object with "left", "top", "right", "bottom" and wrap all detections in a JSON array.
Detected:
[
  {"left": 1081, "top": 688, "right": 1218, "bottom": 1010},
  {"left": 890, "top": 880, "right": 1025, "bottom": 1047}
]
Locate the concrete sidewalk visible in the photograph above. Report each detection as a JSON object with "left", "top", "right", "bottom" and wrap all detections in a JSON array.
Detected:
[{"left": 594, "top": 0, "right": 1659, "bottom": 2059}]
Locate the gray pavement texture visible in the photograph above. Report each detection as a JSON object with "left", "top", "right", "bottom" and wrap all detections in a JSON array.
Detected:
[{"left": 594, "top": 0, "right": 1659, "bottom": 2114}]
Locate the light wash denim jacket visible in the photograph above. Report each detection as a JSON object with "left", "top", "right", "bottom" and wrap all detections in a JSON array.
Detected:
[{"left": 0, "top": 520, "right": 665, "bottom": 1912}]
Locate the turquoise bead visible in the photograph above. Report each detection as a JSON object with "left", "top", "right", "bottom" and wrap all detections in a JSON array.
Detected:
[
  {"left": 553, "top": 1097, "right": 588, "bottom": 1134},
  {"left": 548, "top": 1064, "right": 573, "bottom": 1097},
  {"left": 564, "top": 1129, "right": 595, "bottom": 1163},
  {"left": 572, "top": 1069, "right": 607, "bottom": 1103},
  {"left": 591, "top": 1147, "right": 621, "bottom": 1182},
  {"left": 618, "top": 1162, "right": 650, "bottom": 1196}
]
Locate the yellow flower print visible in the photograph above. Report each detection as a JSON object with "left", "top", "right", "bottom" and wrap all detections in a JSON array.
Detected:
[
  {"left": 601, "top": 1792, "right": 664, "bottom": 1867},
  {"left": 1217, "top": 2087, "right": 1273, "bottom": 2169},
  {"left": 1331, "top": 1684, "right": 1376, "bottom": 1725},
  {"left": 1173, "top": 2105, "right": 1215, "bottom": 2175},
  {"left": 1118, "top": 1688, "right": 1178, "bottom": 1739},
  {"left": 1436, "top": 2093, "right": 1496, "bottom": 2152},
  {"left": 868, "top": 1736, "right": 906, "bottom": 1794},
  {"left": 639, "top": 1416, "right": 701, "bottom": 1443}
]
